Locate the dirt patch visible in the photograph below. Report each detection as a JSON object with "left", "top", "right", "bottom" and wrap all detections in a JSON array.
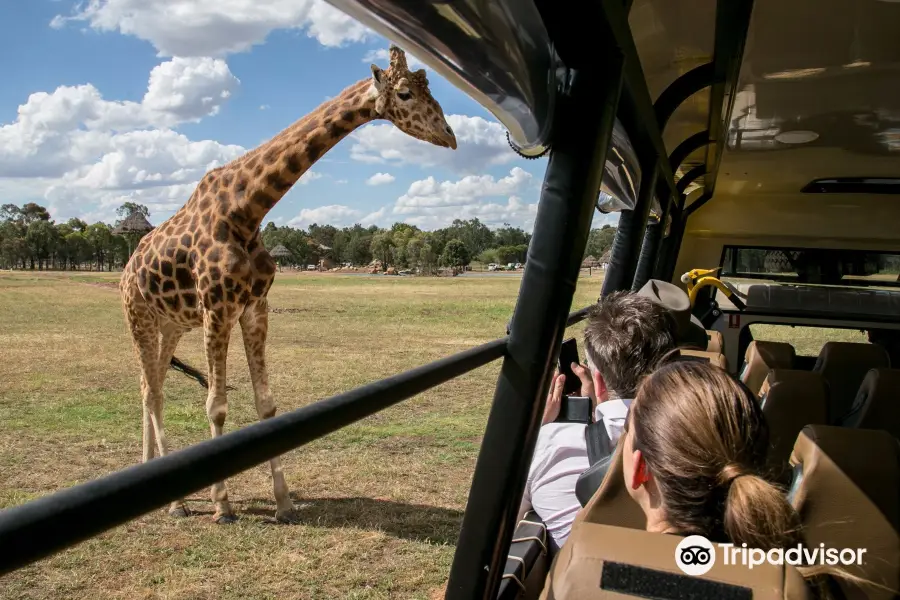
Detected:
[
  {"left": 268, "top": 307, "right": 308, "bottom": 314},
  {"left": 86, "top": 281, "right": 119, "bottom": 290}
]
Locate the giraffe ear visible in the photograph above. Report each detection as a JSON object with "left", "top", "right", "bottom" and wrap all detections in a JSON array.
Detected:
[{"left": 370, "top": 64, "right": 384, "bottom": 91}]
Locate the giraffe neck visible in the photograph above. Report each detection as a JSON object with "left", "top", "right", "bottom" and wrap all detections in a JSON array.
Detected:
[{"left": 225, "top": 78, "right": 377, "bottom": 234}]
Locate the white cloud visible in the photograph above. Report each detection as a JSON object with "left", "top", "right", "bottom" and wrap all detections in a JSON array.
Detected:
[
  {"left": 52, "top": 0, "right": 370, "bottom": 57},
  {"left": 335, "top": 179, "right": 348, "bottom": 184},
  {"left": 350, "top": 114, "right": 517, "bottom": 174},
  {"left": 0, "top": 57, "right": 239, "bottom": 179},
  {"left": 393, "top": 167, "right": 531, "bottom": 212},
  {"left": 0, "top": 58, "right": 244, "bottom": 223},
  {"left": 287, "top": 204, "right": 361, "bottom": 228},
  {"left": 366, "top": 172, "right": 394, "bottom": 186},
  {"left": 349, "top": 168, "right": 538, "bottom": 231},
  {"left": 260, "top": 104, "right": 270, "bottom": 110},
  {"left": 297, "top": 170, "right": 323, "bottom": 185},
  {"left": 362, "top": 47, "right": 425, "bottom": 70}
]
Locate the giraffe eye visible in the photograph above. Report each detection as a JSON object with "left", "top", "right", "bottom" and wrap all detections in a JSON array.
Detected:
[{"left": 396, "top": 90, "right": 413, "bottom": 101}]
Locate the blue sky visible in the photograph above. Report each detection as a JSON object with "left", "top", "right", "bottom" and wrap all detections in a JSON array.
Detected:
[{"left": 0, "top": 0, "right": 616, "bottom": 232}]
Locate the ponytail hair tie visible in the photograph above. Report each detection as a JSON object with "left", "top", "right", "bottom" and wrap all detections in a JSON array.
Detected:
[{"left": 719, "top": 463, "right": 752, "bottom": 486}]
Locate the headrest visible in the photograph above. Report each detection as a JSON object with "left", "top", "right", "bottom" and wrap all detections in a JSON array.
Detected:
[
  {"left": 576, "top": 437, "right": 645, "bottom": 531},
  {"left": 841, "top": 368, "right": 900, "bottom": 437},
  {"left": 678, "top": 349, "right": 727, "bottom": 370},
  {"left": 742, "top": 340, "right": 796, "bottom": 397},
  {"left": 634, "top": 279, "right": 708, "bottom": 348},
  {"left": 706, "top": 329, "right": 724, "bottom": 354},
  {"left": 761, "top": 370, "right": 829, "bottom": 483},
  {"left": 789, "top": 425, "right": 900, "bottom": 599},
  {"left": 539, "top": 523, "right": 813, "bottom": 599},
  {"left": 813, "top": 342, "right": 890, "bottom": 423}
]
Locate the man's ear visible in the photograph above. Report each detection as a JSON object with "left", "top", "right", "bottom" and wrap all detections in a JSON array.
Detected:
[
  {"left": 593, "top": 370, "right": 608, "bottom": 401},
  {"left": 370, "top": 65, "right": 384, "bottom": 91}
]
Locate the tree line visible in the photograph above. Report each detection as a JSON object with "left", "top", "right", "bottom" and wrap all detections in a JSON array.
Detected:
[{"left": 0, "top": 201, "right": 618, "bottom": 272}]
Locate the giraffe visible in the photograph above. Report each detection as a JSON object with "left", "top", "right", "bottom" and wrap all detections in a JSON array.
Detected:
[{"left": 119, "top": 46, "right": 457, "bottom": 524}]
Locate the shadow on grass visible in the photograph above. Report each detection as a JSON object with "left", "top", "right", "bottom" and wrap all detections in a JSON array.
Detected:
[{"left": 245, "top": 496, "right": 463, "bottom": 545}]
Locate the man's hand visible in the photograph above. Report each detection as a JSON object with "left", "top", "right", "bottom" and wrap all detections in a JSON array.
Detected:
[
  {"left": 571, "top": 362, "right": 598, "bottom": 403},
  {"left": 542, "top": 373, "right": 565, "bottom": 425}
]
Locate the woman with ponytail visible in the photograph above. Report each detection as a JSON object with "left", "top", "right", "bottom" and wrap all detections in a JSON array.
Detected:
[{"left": 621, "top": 360, "right": 879, "bottom": 597}]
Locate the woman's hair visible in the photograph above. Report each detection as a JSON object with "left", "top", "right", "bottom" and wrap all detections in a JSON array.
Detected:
[
  {"left": 629, "top": 359, "right": 802, "bottom": 549},
  {"left": 629, "top": 359, "right": 891, "bottom": 598}
]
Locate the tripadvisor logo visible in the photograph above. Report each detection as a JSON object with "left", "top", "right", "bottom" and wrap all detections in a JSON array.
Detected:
[{"left": 675, "top": 535, "right": 867, "bottom": 576}]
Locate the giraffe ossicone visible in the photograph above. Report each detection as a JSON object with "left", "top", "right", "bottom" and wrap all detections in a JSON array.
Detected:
[{"left": 118, "top": 46, "right": 456, "bottom": 524}]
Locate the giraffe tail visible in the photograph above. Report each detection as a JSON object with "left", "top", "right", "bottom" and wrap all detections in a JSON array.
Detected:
[{"left": 169, "top": 356, "right": 236, "bottom": 391}]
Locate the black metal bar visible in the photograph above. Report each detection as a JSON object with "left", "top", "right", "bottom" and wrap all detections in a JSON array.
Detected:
[
  {"left": 702, "top": 0, "right": 755, "bottom": 199},
  {"left": 445, "top": 59, "right": 624, "bottom": 599},
  {"left": 669, "top": 130, "right": 710, "bottom": 176},
  {"left": 601, "top": 167, "right": 659, "bottom": 295},
  {"left": 676, "top": 164, "right": 706, "bottom": 196},
  {"left": 684, "top": 190, "right": 715, "bottom": 218},
  {"left": 0, "top": 337, "right": 508, "bottom": 576},
  {"left": 596, "top": 0, "right": 678, "bottom": 201},
  {"left": 653, "top": 63, "right": 715, "bottom": 130}
]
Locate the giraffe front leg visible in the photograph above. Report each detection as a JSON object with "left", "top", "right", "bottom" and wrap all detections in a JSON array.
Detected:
[
  {"left": 240, "top": 299, "right": 296, "bottom": 523},
  {"left": 204, "top": 311, "right": 236, "bottom": 524},
  {"left": 156, "top": 326, "right": 190, "bottom": 518}
]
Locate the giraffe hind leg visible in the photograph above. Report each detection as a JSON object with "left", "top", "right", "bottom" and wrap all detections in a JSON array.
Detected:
[
  {"left": 240, "top": 299, "right": 297, "bottom": 523},
  {"left": 125, "top": 302, "right": 188, "bottom": 516},
  {"left": 156, "top": 324, "right": 190, "bottom": 517}
]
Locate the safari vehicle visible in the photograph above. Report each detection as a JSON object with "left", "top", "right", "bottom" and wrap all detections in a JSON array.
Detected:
[{"left": 1, "top": 0, "right": 898, "bottom": 599}]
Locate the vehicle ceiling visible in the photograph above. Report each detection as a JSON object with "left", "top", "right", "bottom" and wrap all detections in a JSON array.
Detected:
[{"left": 633, "top": 0, "right": 900, "bottom": 243}]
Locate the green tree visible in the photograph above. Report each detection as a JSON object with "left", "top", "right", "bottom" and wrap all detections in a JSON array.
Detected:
[
  {"left": 440, "top": 238, "right": 470, "bottom": 267},
  {"left": 370, "top": 230, "right": 394, "bottom": 267},
  {"left": 116, "top": 202, "right": 150, "bottom": 220},
  {"left": 25, "top": 220, "right": 60, "bottom": 270},
  {"left": 585, "top": 225, "right": 617, "bottom": 260}
]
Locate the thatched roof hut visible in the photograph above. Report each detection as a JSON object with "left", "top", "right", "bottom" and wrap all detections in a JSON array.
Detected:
[
  {"left": 599, "top": 250, "right": 612, "bottom": 264},
  {"left": 582, "top": 255, "right": 598, "bottom": 268},
  {"left": 269, "top": 244, "right": 292, "bottom": 259},
  {"left": 112, "top": 212, "right": 153, "bottom": 236}
]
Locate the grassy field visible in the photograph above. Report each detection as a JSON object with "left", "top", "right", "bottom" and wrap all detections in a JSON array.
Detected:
[
  {"left": 0, "top": 270, "right": 601, "bottom": 600},
  {"left": 0, "top": 270, "right": 867, "bottom": 599}
]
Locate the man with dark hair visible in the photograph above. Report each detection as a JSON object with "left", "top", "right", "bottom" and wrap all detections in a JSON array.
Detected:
[{"left": 517, "top": 289, "right": 680, "bottom": 550}]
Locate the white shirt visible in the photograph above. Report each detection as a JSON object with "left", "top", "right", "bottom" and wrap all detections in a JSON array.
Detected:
[{"left": 519, "top": 399, "right": 631, "bottom": 550}]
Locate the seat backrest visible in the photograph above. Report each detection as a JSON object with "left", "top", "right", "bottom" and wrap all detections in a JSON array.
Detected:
[
  {"left": 538, "top": 523, "right": 813, "bottom": 600},
  {"left": 762, "top": 370, "right": 829, "bottom": 484},
  {"left": 789, "top": 425, "right": 900, "bottom": 600},
  {"left": 740, "top": 340, "right": 796, "bottom": 397},
  {"left": 706, "top": 329, "right": 724, "bottom": 354},
  {"left": 678, "top": 348, "right": 727, "bottom": 370},
  {"left": 813, "top": 341, "right": 890, "bottom": 424},
  {"left": 840, "top": 368, "right": 900, "bottom": 437},
  {"left": 574, "top": 437, "right": 646, "bottom": 531}
]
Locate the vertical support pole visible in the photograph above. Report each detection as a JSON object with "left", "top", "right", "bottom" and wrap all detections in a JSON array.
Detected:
[
  {"left": 655, "top": 201, "right": 686, "bottom": 282},
  {"left": 600, "top": 166, "right": 658, "bottom": 295},
  {"left": 444, "top": 58, "right": 624, "bottom": 600},
  {"left": 631, "top": 212, "right": 662, "bottom": 290}
]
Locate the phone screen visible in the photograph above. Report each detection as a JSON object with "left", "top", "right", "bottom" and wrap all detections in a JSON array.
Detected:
[{"left": 558, "top": 338, "right": 581, "bottom": 395}]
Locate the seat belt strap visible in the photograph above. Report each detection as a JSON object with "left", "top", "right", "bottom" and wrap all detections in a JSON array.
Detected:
[{"left": 584, "top": 420, "right": 612, "bottom": 466}]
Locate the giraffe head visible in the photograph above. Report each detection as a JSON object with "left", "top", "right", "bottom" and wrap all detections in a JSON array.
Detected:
[{"left": 370, "top": 46, "right": 457, "bottom": 150}]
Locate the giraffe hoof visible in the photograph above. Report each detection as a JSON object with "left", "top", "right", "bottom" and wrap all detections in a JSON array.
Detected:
[
  {"left": 169, "top": 505, "right": 191, "bottom": 518},
  {"left": 275, "top": 508, "right": 300, "bottom": 524},
  {"left": 214, "top": 513, "right": 238, "bottom": 525}
]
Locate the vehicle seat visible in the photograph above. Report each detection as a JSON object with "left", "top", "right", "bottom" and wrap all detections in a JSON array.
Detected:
[
  {"left": 678, "top": 348, "right": 727, "bottom": 370},
  {"left": 740, "top": 340, "right": 796, "bottom": 397},
  {"left": 574, "top": 438, "right": 645, "bottom": 530},
  {"left": 789, "top": 425, "right": 900, "bottom": 600},
  {"left": 538, "top": 523, "right": 813, "bottom": 600},
  {"left": 812, "top": 342, "right": 890, "bottom": 424},
  {"left": 840, "top": 368, "right": 900, "bottom": 438},
  {"left": 706, "top": 329, "right": 724, "bottom": 354},
  {"left": 498, "top": 510, "right": 550, "bottom": 600},
  {"left": 760, "top": 370, "right": 829, "bottom": 484}
]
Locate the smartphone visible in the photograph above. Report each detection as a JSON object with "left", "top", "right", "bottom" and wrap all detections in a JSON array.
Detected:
[{"left": 558, "top": 338, "right": 582, "bottom": 395}]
